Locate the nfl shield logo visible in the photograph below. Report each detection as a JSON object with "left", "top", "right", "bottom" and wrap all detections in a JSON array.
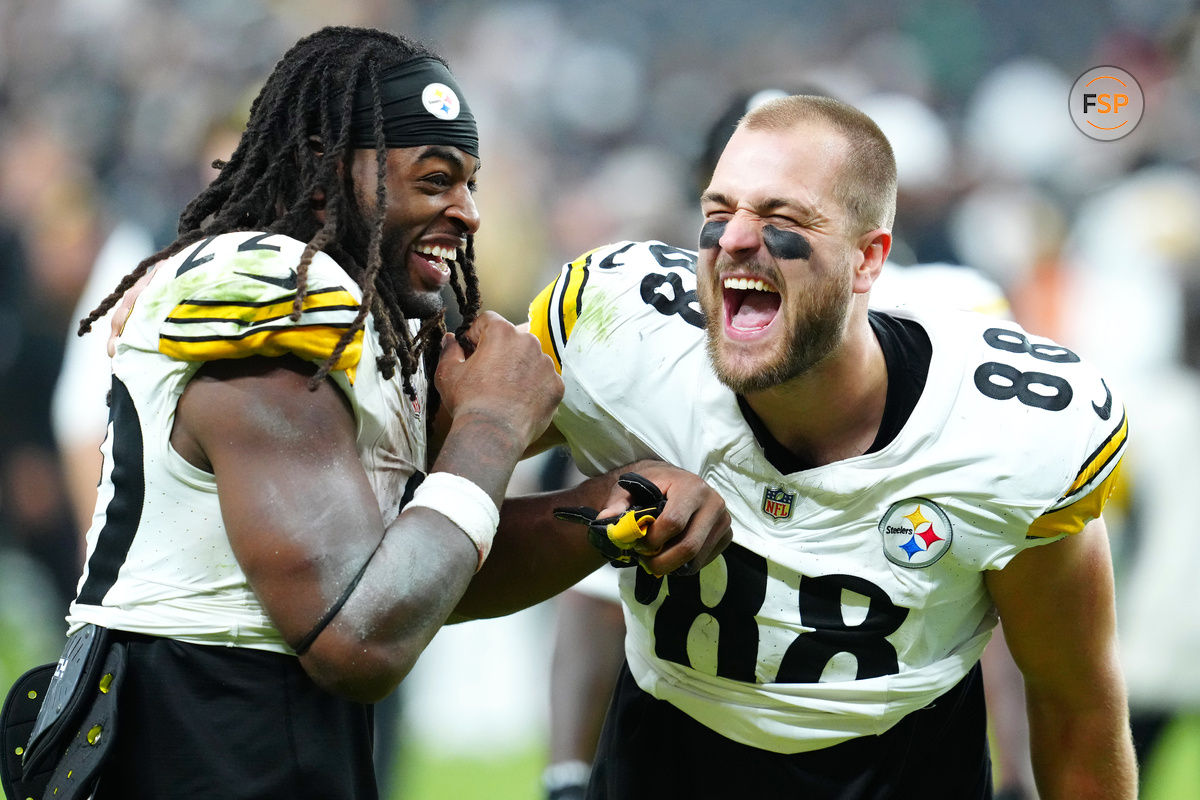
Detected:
[{"left": 762, "top": 487, "right": 795, "bottom": 520}]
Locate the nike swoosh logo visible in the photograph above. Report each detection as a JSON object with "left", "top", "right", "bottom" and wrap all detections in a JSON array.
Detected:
[
  {"left": 1092, "top": 378, "right": 1112, "bottom": 420},
  {"left": 235, "top": 269, "right": 298, "bottom": 291}
]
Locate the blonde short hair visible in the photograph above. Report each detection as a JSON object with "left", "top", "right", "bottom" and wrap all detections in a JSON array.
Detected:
[{"left": 741, "top": 95, "right": 898, "bottom": 234}]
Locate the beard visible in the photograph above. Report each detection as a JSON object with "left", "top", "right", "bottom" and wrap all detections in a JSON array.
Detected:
[
  {"left": 700, "top": 259, "right": 852, "bottom": 395},
  {"left": 341, "top": 185, "right": 446, "bottom": 321},
  {"left": 374, "top": 224, "right": 446, "bottom": 320}
]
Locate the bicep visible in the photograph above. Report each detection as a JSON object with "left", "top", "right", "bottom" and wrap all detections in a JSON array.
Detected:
[
  {"left": 985, "top": 517, "right": 1119, "bottom": 690},
  {"left": 175, "top": 356, "right": 383, "bottom": 647}
]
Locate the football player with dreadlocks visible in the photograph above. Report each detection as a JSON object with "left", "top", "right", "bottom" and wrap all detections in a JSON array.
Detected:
[{"left": 0, "top": 26, "right": 731, "bottom": 800}]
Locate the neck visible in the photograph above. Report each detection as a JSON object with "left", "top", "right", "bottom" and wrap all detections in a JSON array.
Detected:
[{"left": 741, "top": 306, "right": 887, "bottom": 469}]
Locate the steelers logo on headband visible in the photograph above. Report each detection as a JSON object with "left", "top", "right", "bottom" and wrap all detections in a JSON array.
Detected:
[
  {"left": 348, "top": 57, "right": 478, "bottom": 156},
  {"left": 422, "top": 83, "right": 460, "bottom": 120}
]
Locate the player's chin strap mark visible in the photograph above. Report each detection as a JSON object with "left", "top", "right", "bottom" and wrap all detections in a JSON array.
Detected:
[{"left": 554, "top": 472, "right": 666, "bottom": 572}]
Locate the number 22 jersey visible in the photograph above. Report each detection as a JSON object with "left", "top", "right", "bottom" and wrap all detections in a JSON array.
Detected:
[
  {"left": 65, "top": 231, "right": 428, "bottom": 653},
  {"left": 529, "top": 240, "right": 1127, "bottom": 754}
]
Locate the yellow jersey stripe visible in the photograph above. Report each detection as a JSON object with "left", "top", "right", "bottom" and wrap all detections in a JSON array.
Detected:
[
  {"left": 557, "top": 250, "right": 592, "bottom": 347},
  {"left": 528, "top": 278, "right": 562, "bottom": 373},
  {"left": 166, "top": 287, "right": 359, "bottom": 325},
  {"left": 1061, "top": 409, "right": 1128, "bottom": 501},
  {"left": 1028, "top": 459, "right": 1124, "bottom": 538},
  {"left": 159, "top": 326, "right": 363, "bottom": 382},
  {"left": 527, "top": 247, "right": 602, "bottom": 375}
]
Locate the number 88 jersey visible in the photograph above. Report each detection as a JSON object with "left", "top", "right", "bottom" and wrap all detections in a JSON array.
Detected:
[{"left": 529, "top": 240, "right": 1127, "bottom": 754}]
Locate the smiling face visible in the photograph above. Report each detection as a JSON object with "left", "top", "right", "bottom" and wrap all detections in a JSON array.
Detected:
[
  {"left": 345, "top": 143, "right": 480, "bottom": 319},
  {"left": 697, "top": 121, "right": 860, "bottom": 394}
]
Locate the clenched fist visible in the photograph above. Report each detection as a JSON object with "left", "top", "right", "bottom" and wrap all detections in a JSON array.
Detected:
[{"left": 435, "top": 311, "right": 564, "bottom": 451}]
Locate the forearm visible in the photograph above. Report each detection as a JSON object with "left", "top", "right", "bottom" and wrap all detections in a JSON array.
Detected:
[
  {"left": 303, "top": 415, "right": 536, "bottom": 698},
  {"left": 452, "top": 474, "right": 614, "bottom": 620},
  {"left": 454, "top": 455, "right": 733, "bottom": 620},
  {"left": 1025, "top": 662, "right": 1137, "bottom": 799},
  {"left": 433, "top": 410, "right": 539, "bottom": 505},
  {"left": 305, "top": 506, "right": 478, "bottom": 701}
]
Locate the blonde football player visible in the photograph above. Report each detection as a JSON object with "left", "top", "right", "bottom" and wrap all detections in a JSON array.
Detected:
[{"left": 470, "top": 95, "right": 1135, "bottom": 799}]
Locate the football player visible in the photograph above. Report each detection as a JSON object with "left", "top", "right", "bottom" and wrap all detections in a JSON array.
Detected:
[
  {"left": 1, "top": 26, "right": 729, "bottom": 800},
  {"left": 538, "top": 87, "right": 1030, "bottom": 800},
  {"left": 487, "top": 94, "right": 1135, "bottom": 798}
]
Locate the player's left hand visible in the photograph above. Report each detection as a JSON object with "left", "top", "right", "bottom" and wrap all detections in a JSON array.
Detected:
[{"left": 598, "top": 460, "right": 732, "bottom": 576}]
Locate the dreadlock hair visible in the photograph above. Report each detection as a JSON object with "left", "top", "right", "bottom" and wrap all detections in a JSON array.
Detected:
[{"left": 79, "top": 26, "right": 483, "bottom": 398}]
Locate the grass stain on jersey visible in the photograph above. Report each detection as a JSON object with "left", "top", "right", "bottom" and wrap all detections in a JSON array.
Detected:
[
  {"left": 230, "top": 250, "right": 283, "bottom": 269},
  {"left": 171, "top": 251, "right": 297, "bottom": 305},
  {"left": 572, "top": 288, "right": 619, "bottom": 348}
]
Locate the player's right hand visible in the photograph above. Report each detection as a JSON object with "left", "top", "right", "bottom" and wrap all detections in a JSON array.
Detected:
[{"left": 434, "top": 311, "right": 564, "bottom": 450}]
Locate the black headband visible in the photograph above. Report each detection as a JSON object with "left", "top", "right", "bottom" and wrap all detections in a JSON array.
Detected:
[{"left": 348, "top": 57, "right": 478, "bottom": 157}]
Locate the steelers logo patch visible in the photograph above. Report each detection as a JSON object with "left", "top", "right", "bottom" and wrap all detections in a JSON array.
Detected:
[
  {"left": 422, "top": 83, "right": 461, "bottom": 120},
  {"left": 879, "top": 498, "right": 953, "bottom": 568}
]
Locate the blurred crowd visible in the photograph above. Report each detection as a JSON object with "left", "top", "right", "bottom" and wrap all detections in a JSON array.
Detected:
[{"left": 1, "top": 0, "right": 1198, "bottom": 790}]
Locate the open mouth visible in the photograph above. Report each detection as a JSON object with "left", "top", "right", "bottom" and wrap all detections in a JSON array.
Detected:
[
  {"left": 722, "top": 276, "right": 780, "bottom": 334},
  {"left": 414, "top": 244, "right": 456, "bottom": 275},
  {"left": 410, "top": 243, "right": 458, "bottom": 290}
]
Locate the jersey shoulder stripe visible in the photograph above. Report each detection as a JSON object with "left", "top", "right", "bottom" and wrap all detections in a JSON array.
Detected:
[
  {"left": 529, "top": 243, "right": 627, "bottom": 373},
  {"left": 940, "top": 314, "right": 1129, "bottom": 538},
  {"left": 151, "top": 233, "right": 365, "bottom": 380},
  {"left": 527, "top": 279, "right": 561, "bottom": 370},
  {"left": 1026, "top": 406, "right": 1128, "bottom": 537},
  {"left": 163, "top": 285, "right": 357, "bottom": 319},
  {"left": 1028, "top": 460, "right": 1123, "bottom": 538},
  {"left": 1060, "top": 406, "right": 1128, "bottom": 504}
]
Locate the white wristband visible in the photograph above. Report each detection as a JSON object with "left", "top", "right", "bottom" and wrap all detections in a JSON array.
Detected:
[{"left": 406, "top": 472, "right": 500, "bottom": 571}]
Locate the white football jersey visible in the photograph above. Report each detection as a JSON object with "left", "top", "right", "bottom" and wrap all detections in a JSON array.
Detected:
[
  {"left": 869, "top": 261, "right": 1011, "bottom": 319},
  {"left": 66, "top": 232, "right": 428, "bottom": 653},
  {"left": 529, "top": 241, "right": 1126, "bottom": 753}
]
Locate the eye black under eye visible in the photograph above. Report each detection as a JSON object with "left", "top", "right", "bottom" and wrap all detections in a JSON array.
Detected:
[
  {"left": 699, "top": 220, "right": 726, "bottom": 249},
  {"left": 762, "top": 225, "right": 811, "bottom": 260}
]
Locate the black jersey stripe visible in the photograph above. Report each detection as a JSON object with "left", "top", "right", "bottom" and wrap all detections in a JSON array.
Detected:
[
  {"left": 570, "top": 263, "right": 589, "bottom": 344},
  {"left": 556, "top": 252, "right": 591, "bottom": 348},
  {"left": 1056, "top": 408, "right": 1128, "bottom": 506},
  {"left": 171, "top": 286, "right": 352, "bottom": 310},
  {"left": 159, "top": 321, "right": 356, "bottom": 343},
  {"left": 543, "top": 272, "right": 565, "bottom": 368},
  {"left": 163, "top": 306, "right": 360, "bottom": 327},
  {"left": 76, "top": 376, "right": 146, "bottom": 606}
]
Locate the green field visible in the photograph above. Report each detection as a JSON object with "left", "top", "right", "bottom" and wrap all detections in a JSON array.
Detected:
[
  {"left": 1141, "top": 715, "right": 1200, "bottom": 800},
  {"left": 4, "top": 573, "right": 1196, "bottom": 800},
  {"left": 387, "top": 739, "right": 546, "bottom": 800},
  {"left": 384, "top": 715, "right": 1200, "bottom": 799}
]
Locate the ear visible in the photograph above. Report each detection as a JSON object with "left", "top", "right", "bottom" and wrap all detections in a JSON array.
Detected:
[{"left": 852, "top": 228, "right": 891, "bottom": 294}]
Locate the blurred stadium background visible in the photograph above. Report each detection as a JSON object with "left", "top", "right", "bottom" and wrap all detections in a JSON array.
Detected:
[{"left": 1, "top": 1, "right": 1198, "bottom": 797}]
